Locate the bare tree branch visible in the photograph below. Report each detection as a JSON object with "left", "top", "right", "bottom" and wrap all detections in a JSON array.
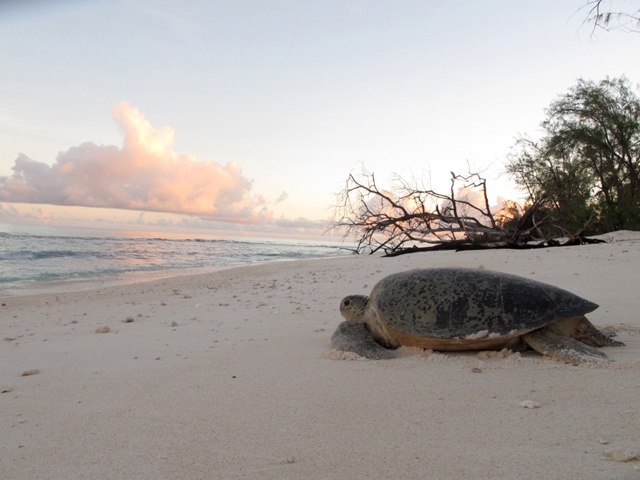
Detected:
[
  {"left": 579, "top": 0, "right": 640, "bottom": 33},
  {"left": 329, "top": 168, "right": 590, "bottom": 255}
]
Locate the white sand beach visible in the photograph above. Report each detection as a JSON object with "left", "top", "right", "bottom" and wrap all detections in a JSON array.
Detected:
[{"left": 2, "top": 231, "right": 639, "bottom": 479}]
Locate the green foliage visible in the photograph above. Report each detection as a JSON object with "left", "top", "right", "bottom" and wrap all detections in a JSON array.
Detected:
[{"left": 507, "top": 77, "right": 640, "bottom": 234}]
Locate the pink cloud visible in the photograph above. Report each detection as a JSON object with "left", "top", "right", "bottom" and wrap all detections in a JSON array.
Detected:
[{"left": 0, "top": 103, "right": 271, "bottom": 223}]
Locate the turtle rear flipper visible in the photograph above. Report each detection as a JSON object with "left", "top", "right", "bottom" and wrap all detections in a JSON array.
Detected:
[
  {"left": 330, "top": 321, "right": 397, "bottom": 360},
  {"left": 569, "top": 316, "right": 624, "bottom": 347},
  {"left": 523, "top": 328, "right": 611, "bottom": 365},
  {"left": 545, "top": 316, "right": 625, "bottom": 347}
]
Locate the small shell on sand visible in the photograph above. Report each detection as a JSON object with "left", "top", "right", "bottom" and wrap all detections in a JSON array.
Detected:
[
  {"left": 603, "top": 448, "right": 639, "bottom": 462},
  {"left": 519, "top": 400, "right": 541, "bottom": 409},
  {"left": 95, "top": 326, "right": 111, "bottom": 334},
  {"left": 21, "top": 369, "right": 40, "bottom": 377}
]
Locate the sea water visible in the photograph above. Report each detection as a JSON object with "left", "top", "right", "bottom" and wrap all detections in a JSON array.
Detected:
[{"left": 0, "top": 224, "right": 351, "bottom": 296}]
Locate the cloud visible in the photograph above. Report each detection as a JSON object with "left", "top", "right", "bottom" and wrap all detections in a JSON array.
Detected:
[
  {"left": 0, "top": 202, "right": 19, "bottom": 219},
  {"left": 0, "top": 102, "right": 270, "bottom": 223},
  {"left": 274, "top": 191, "right": 290, "bottom": 204}
]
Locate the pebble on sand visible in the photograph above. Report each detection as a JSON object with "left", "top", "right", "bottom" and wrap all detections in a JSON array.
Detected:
[
  {"left": 604, "top": 448, "right": 639, "bottom": 462},
  {"left": 95, "top": 326, "right": 111, "bottom": 334},
  {"left": 21, "top": 369, "right": 40, "bottom": 377}
]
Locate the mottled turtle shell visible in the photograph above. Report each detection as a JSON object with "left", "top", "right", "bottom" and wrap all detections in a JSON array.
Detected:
[{"left": 365, "top": 268, "right": 598, "bottom": 344}]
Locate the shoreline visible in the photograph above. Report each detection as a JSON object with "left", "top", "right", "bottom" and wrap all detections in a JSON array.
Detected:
[
  {"left": 0, "top": 262, "right": 260, "bottom": 299},
  {"left": 0, "top": 223, "right": 353, "bottom": 298},
  {"left": 2, "top": 233, "right": 639, "bottom": 479},
  {"left": 0, "top": 253, "right": 353, "bottom": 298}
]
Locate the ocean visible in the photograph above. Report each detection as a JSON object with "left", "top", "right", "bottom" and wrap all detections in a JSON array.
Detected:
[{"left": 0, "top": 223, "right": 351, "bottom": 297}]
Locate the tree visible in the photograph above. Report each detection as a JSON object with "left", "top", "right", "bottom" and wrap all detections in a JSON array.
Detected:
[
  {"left": 507, "top": 77, "right": 640, "bottom": 233},
  {"left": 579, "top": 0, "right": 640, "bottom": 33}
]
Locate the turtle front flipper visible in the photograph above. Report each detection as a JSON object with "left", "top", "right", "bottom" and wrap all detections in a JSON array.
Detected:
[
  {"left": 330, "top": 321, "right": 397, "bottom": 360},
  {"left": 523, "top": 328, "right": 611, "bottom": 365}
]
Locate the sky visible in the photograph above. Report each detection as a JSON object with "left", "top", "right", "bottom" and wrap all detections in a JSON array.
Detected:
[{"left": 1, "top": 0, "right": 639, "bottom": 240}]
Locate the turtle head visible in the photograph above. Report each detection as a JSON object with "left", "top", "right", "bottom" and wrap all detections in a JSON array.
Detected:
[{"left": 340, "top": 295, "right": 369, "bottom": 322}]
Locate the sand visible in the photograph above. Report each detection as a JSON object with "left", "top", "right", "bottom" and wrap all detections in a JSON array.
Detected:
[{"left": 2, "top": 231, "right": 639, "bottom": 479}]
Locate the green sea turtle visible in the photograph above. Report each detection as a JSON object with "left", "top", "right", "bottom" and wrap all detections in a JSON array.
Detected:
[{"left": 330, "top": 268, "right": 623, "bottom": 364}]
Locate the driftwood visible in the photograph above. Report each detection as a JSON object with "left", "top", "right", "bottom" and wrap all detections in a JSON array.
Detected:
[
  {"left": 382, "top": 235, "right": 605, "bottom": 257},
  {"left": 331, "top": 168, "right": 603, "bottom": 255}
]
